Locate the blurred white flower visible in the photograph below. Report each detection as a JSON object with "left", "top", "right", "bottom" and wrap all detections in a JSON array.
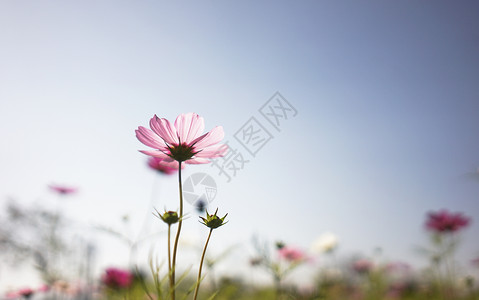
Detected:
[{"left": 311, "top": 232, "right": 339, "bottom": 254}]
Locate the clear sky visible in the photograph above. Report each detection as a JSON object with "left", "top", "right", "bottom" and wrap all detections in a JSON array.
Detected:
[{"left": 1, "top": 0, "right": 479, "bottom": 290}]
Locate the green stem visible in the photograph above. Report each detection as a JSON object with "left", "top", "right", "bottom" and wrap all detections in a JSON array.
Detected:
[
  {"left": 444, "top": 233, "right": 457, "bottom": 299},
  {"left": 193, "top": 228, "right": 213, "bottom": 300},
  {"left": 168, "top": 224, "right": 173, "bottom": 295},
  {"left": 274, "top": 274, "right": 282, "bottom": 300},
  {"left": 171, "top": 162, "right": 183, "bottom": 300}
]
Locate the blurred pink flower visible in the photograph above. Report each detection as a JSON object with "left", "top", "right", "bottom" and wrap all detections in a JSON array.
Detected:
[
  {"left": 18, "top": 288, "right": 34, "bottom": 298},
  {"left": 425, "top": 210, "right": 470, "bottom": 233},
  {"left": 385, "top": 262, "right": 411, "bottom": 274},
  {"left": 102, "top": 267, "right": 133, "bottom": 289},
  {"left": 37, "top": 284, "right": 50, "bottom": 292},
  {"left": 5, "top": 291, "right": 20, "bottom": 299},
  {"left": 49, "top": 184, "right": 77, "bottom": 195},
  {"left": 136, "top": 113, "right": 227, "bottom": 164},
  {"left": 278, "top": 246, "right": 305, "bottom": 262},
  {"left": 147, "top": 157, "right": 179, "bottom": 175},
  {"left": 352, "top": 259, "right": 373, "bottom": 274},
  {"left": 5, "top": 285, "right": 51, "bottom": 299},
  {"left": 471, "top": 257, "right": 479, "bottom": 268}
]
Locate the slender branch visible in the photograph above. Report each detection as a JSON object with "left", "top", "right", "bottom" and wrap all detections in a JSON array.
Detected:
[
  {"left": 171, "top": 162, "right": 183, "bottom": 300},
  {"left": 194, "top": 228, "right": 213, "bottom": 300}
]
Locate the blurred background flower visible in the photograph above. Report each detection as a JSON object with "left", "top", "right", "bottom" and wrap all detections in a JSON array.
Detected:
[
  {"left": 48, "top": 184, "right": 77, "bottom": 195},
  {"left": 352, "top": 258, "right": 373, "bottom": 274},
  {"left": 311, "top": 232, "right": 339, "bottom": 254},
  {"left": 147, "top": 156, "right": 179, "bottom": 175},
  {"left": 278, "top": 246, "right": 306, "bottom": 262},
  {"left": 101, "top": 267, "right": 133, "bottom": 290},
  {"left": 17, "top": 288, "right": 34, "bottom": 299},
  {"left": 425, "top": 210, "right": 470, "bottom": 233}
]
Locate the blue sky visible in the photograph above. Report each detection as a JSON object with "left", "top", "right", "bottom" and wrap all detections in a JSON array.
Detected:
[{"left": 1, "top": 0, "right": 479, "bottom": 289}]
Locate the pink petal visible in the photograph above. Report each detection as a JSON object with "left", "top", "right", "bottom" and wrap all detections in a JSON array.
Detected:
[
  {"left": 135, "top": 127, "right": 166, "bottom": 149},
  {"left": 165, "top": 160, "right": 185, "bottom": 169},
  {"left": 150, "top": 115, "right": 178, "bottom": 145},
  {"left": 185, "top": 157, "right": 211, "bottom": 164},
  {"left": 161, "top": 157, "right": 175, "bottom": 162},
  {"left": 139, "top": 150, "right": 170, "bottom": 159},
  {"left": 185, "top": 114, "right": 205, "bottom": 143},
  {"left": 192, "top": 126, "right": 225, "bottom": 149},
  {"left": 195, "top": 143, "right": 228, "bottom": 158},
  {"left": 175, "top": 113, "right": 192, "bottom": 143},
  {"left": 174, "top": 113, "right": 205, "bottom": 144}
]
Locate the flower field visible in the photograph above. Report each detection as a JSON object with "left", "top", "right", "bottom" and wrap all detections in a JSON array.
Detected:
[{"left": 1, "top": 113, "right": 478, "bottom": 300}]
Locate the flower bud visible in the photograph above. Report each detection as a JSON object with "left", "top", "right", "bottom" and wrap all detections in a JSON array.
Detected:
[
  {"left": 275, "top": 241, "right": 285, "bottom": 250},
  {"left": 157, "top": 210, "right": 179, "bottom": 225},
  {"left": 199, "top": 208, "right": 228, "bottom": 229}
]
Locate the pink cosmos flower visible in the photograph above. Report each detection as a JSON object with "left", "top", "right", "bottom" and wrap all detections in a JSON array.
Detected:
[
  {"left": 147, "top": 157, "right": 179, "bottom": 175},
  {"left": 49, "top": 184, "right": 77, "bottom": 195},
  {"left": 278, "top": 246, "right": 305, "bottom": 262},
  {"left": 136, "top": 113, "right": 227, "bottom": 165},
  {"left": 102, "top": 267, "right": 133, "bottom": 289},
  {"left": 425, "top": 210, "right": 470, "bottom": 233}
]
